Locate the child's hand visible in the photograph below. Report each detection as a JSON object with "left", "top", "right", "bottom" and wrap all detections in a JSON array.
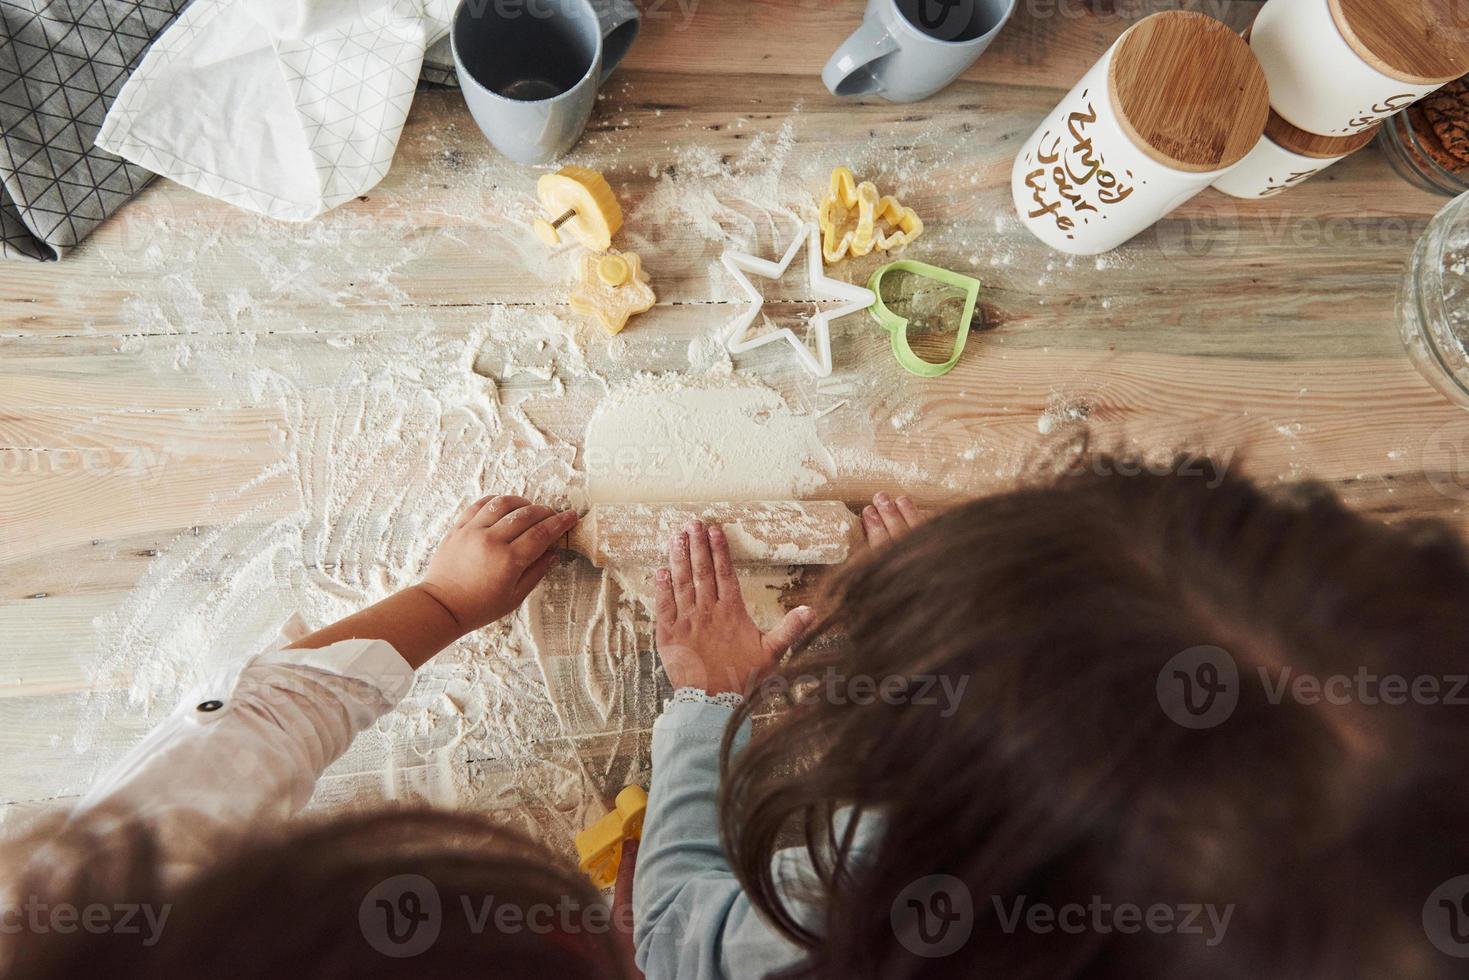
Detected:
[
  {"left": 655, "top": 521, "right": 814, "bottom": 696},
  {"left": 862, "top": 492, "right": 923, "bottom": 547},
  {"left": 419, "top": 495, "right": 578, "bottom": 633}
]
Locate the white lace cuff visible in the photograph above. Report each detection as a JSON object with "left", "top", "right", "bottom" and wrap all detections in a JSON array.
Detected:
[{"left": 667, "top": 687, "right": 745, "bottom": 710}]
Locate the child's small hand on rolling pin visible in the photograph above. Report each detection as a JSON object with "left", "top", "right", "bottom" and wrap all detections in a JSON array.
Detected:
[
  {"left": 419, "top": 495, "right": 579, "bottom": 632},
  {"left": 861, "top": 492, "right": 923, "bottom": 548},
  {"left": 655, "top": 521, "right": 815, "bottom": 696}
]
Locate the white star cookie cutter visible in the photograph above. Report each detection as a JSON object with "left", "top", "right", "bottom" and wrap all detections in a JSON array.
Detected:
[{"left": 721, "top": 222, "right": 876, "bottom": 378}]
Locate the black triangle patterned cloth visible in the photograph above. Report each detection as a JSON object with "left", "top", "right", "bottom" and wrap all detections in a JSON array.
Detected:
[{"left": 0, "top": 0, "right": 189, "bottom": 261}]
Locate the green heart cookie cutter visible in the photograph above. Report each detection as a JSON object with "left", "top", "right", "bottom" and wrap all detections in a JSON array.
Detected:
[{"left": 866, "top": 260, "right": 981, "bottom": 378}]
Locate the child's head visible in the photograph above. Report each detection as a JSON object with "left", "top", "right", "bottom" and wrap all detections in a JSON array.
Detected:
[
  {"left": 723, "top": 455, "right": 1469, "bottom": 979},
  {"left": 1, "top": 809, "right": 632, "bottom": 980}
]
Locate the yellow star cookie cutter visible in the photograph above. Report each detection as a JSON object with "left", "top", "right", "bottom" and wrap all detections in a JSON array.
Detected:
[
  {"left": 569, "top": 249, "right": 656, "bottom": 334},
  {"left": 817, "top": 166, "right": 924, "bottom": 264}
]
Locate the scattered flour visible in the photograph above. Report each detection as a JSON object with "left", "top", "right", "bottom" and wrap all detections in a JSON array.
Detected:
[
  {"left": 1038, "top": 392, "right": 1092, "bottom": 436},
  {"left": 890, "top": 407, "right": 918, "bottom": 431},
  {"left": 82, "top": 324, "right": 606, "bottom": 848},
  {"left": 582, "top": 373, "right": 834, "bottom": 504},
  {"left": 686, "top": 332, "right": 733, "bottom": 374},
  {"left": 17, "top": 87, "right": 1011, "bottom": 850},
  {"left": 76, "top": 324, "right": 839, "bottom": 853},
  {"left": 527, "top": 369, "right": 829, "bottom": 748}
]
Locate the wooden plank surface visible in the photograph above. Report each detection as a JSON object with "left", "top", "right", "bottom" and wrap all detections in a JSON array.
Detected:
[{"left": 2, "top": 0, "right": 1465, "bottom": 820}]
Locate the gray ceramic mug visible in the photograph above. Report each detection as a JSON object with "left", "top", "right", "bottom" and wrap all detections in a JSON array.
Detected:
[
  {"left": 451, "top": 0, "right": 639, "bottom": 165},
  {"left": 823, "top": 0, "right": 1015, "bottom": 103}
]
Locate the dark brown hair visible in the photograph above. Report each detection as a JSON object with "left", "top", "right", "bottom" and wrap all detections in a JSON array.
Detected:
[
  {"left": 721, "top": 454, "right": 1469, "bottom": 979},
  {"left": 0, "top": 809, "right": 631, "bottom": 980}
]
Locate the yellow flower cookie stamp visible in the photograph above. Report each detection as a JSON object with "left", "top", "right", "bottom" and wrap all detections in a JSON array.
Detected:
[
  {"left": 570, "top": 249, "right": 656, "bottom": 334},
  {"left": 532, "top": 166, "right": 623, "bottom": 252},
  {"left": 817, "top": 166, "right": 923, "bottom": 263}
]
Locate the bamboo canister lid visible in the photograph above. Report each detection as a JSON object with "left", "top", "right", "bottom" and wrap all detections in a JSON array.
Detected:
[
  {"left": 1108, "top": 11, "right": 1270, "bottom": 173},
  {"left": 1330, "top": 0, "right": 1469, "bottom": 84},
  {"left": 1263, "top": 108, "right": 1382, "bottom": 157}
]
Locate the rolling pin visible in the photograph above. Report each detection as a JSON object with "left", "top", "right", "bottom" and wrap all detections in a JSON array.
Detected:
[{"left": 565, "top": 500, "right": 862, "bottom": 568}]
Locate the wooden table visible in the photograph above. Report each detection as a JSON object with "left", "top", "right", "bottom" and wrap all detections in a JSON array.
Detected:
[{"left": 1, "top": 0, "right": 1463, "bottom": 831}]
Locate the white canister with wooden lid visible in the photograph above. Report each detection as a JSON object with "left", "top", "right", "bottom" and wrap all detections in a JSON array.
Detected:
[
  {"left": 1213, "top": 110, "right": 1381, "bottom": 198},
  {"left": 1011, "top": 11, "right": 1269, "bottom": 256},
  {"left": 1250, "top": 0, "right": 1469, "bottom": 137}
]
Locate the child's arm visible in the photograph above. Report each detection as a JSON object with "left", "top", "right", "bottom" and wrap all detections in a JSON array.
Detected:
[
  {"left": 284, "top": 495, "right": 577, "bottom": 664},
  {"left": 634, "top": 520, "right": 815, "bottom": 980},
  {"left": 73, "top": 496, "right": 576, "bottom": 879}
]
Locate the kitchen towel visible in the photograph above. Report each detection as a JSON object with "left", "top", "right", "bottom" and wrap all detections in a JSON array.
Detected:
[
  {"left": 97, "top": 0, "right": 455, "bottom": 221},
  {"left": 0, "top": 0, "right": 189, "bottom": 261}
]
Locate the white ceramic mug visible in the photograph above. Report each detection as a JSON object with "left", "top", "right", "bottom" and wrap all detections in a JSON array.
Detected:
[
  {"left": 823, "top": 0, "right": 1016, "bottom": 103},
  {"left": 1250, "top": 0, "right": 1454, "bottom": 136},
  {"left": 451, "top": 0, "right": 639, "bottom": 164},
  {"left": 1010, "top": 41, "right": 1243, "bottom": 255}
]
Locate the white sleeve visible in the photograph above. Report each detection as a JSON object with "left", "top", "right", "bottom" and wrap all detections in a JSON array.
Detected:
[{"left": 72, "top": 615, "right": 415, "bottom": 879}]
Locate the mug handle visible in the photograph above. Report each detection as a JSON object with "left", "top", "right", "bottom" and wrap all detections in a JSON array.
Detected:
[
  {"left": 822, "top": 20, "right": 900, "bottom": 98},
  {"left": 589, "top": 0, "right": 641, "bottom": 84}
]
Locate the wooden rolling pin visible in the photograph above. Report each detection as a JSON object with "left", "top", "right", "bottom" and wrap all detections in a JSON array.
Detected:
[{"left": 565, "top": 500, "right": 862, "bottom": 568}]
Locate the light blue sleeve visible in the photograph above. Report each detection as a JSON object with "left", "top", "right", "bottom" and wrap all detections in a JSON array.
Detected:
[{"left": 633, "top": 699, "right": 805, "bottom": 980}]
